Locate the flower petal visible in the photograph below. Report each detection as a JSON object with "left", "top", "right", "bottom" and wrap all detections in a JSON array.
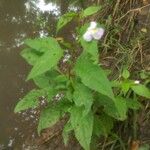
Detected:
[
  {"left": 88, "top": 21, "right": 97, "bottom": 30},
  {"left": 83, "top": 31, "right": 93, "bottom": 42},
  {"left": 92, "top": 28, "right": 104, "bottom": 40}
]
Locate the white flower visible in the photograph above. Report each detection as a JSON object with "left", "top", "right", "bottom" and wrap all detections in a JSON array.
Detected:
[
  {"left": 92, "top": 28, "right": 105, "bottom": 40},
  {"left": 83, "top": 31, "right": 93, "bottom": 42},
  {"left": 88, "top": 21, "right": 97, "bottom": 30},
  {"left": 134, "top": 80, "right": 140, "bottom": 84},
  {"left": 83, "top": 21, "right": 105, "bottom": 42}
]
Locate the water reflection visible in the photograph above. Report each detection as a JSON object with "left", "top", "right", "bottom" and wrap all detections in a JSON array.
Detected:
[
  {"left": 0, "top": 0, "right": 60, "bottom": 149},
  {"left": 0, "top": 0, "right": 82, "bottom": 148},
  {"left": 25, "top": 0, "right": 60, "bottom": 15}
]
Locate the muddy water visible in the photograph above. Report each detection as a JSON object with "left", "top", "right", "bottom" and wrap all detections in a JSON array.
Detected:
[{"left": 0, "top": 0, "right": 65, "bottom": 149}]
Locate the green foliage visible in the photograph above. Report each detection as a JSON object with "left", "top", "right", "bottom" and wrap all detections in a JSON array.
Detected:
[
  {"left": 57, "top": 12, "right": 77, "bottom": 32},
  {"left": 21, "top": 48, "right": 40, "bottom": 65},
  {"left": 122, "top": 69, "right": 130, "bottom": 79},
  {"left": 81, "top": 6, "right": 101, "bottom": 17},
  {"left": 24, "top": 38, "right": 57, "bottom": 53},
  {"left": 80, "top": 39, "right": 98, "bottom": 63},
  {"left": 93, "top": 114, "right": 113, "bottom": 137},
  {"left": 70, "top": 107, "right": 93, "bottom": 150},
  {"left": 27, "top": 38, "right": 63, "bottom": 80},
  {"left": 114, "top": 97, "right": 128, "bottom": 120},
  {"left": 38, "top": 100, "right": 72, "bottom": 134},
  {"left": 14, "top": 4, "right": 150, "bottom": 150},
  {"left": 62, "top": 121, "right": 73, "bottom": 145},
  {"left": 126, "top": 98, "right": 141, "bottom": 110},
  {"left": 121, "top": 80, "right": 132, "bottom": 95},
  {"left": 131, "top": 84, "right": 150, "bottom": 99},
  {"left": 139, "top": 144, "right": 150, "bottom": 150},
  {"left": 73, "top": 83, "right": 93, "bottom": 114},
  {"left": 33, "top": 71, "right": 59, "bottom": 88},
  {"left": 33, "top": 74, "right": 53, "bottom": 89},
  {"left": 75, "top": 52, "right": 114, "bottom": 99},
  {"left": 14, "top": 89, "right": 44, "bottom": 112},
  {"left": 95, "top": 94, "right": 117, "bottom": 118},
  {"left": 38, "top": 105, "right": 60, "bottom": 134}
]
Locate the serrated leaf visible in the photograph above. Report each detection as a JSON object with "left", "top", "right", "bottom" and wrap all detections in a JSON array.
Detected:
[
  {"left": 38, "top": 106, "right": 60, "bottom": 134},
  {"left": 57, "top": 12, "right": 77, "bottom": 32},
  {"left": 93, "top": 114, "right": 113, "bottom": 137},
  {"left": 25, "top": 37, "right": 58, "bottom": 53},
  {"left": 21, "top": 48, "right": 41, "bottom": 65},
  {"left": 38, "top": 101, "right": 72, "bottom": 134},
  {"left": 73, "top": 83, "right": 93, "bottom": 114},
  {"left": 70, "top": 106, "right": 93, "bottom": 150},
  {"left": 82, "top": 6, "right": 101, "bottom": 17},
  {"left": 70, "top": 106, "right": 83, "bottom": 128},
  {"left": 131, "top": 84, "right": 150, "bottom": 99},
  {"left": 75, "top": 53, "right": 114, "bottom": 99},
  {"left": 27, "top": 38, "right": 63, "bottom": 80},
  {"left": 81, "top": 39, "right": 98, "bottom": 63},
  {"left": 14, "top": 89, "right": 44, "bottom": 112}
]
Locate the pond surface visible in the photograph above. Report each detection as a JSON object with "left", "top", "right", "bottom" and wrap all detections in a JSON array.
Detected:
[{"left": 0, "top": 0, "right": 81, "bottom": 149}]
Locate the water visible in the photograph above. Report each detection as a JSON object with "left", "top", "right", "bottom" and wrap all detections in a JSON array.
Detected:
[{"left": 0, "top": 0, "right": 68, "bottom": 149}]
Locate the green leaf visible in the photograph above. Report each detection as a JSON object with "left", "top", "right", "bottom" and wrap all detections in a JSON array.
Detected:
[
  {"left": 14, "top": 89, "right": 44, "bottom": 112},
  {"left": 96, "top": 95, "right": 128, "bottom": 120},
  {"left": 75, "top": 53, "right": 114, "bottom": 99},
  {"left": 38, "top": 100, "right": 72, "bottom": 134},
  {"left": 62, "top": 121, "right": 73, "bottom": 145},
  {"left": 57, "top": 12, "right": 77, "bottom": 32},
  {"left": 131, "top": 84, "right": 150, "bottom": 99},
  {"left": 81, "top": 39, "right": 99, "bottom": 63},
  {"left": 122, "top": 69, "right": 130, "bottom": 79},
  {"left": 70, "top": 106, "right": 83, "bottom": 129},
  {"left": 25, "top": 37, "right": 58, "bottom": 53},
  {"left": 126, "top": 98, "right": 141, "bottom": 110},
  {"left": 33, "top": 71, "right": 59, "bottom": 88},
  {"left": 73, "top": 83, "right": 93, "bottom": 114},
  {"left": 38, "top": 106, "right": 60, "bottom": 134},
  {"left": 43, "top": 88, "right": 55, "bottom": 102},
  {"left": 93, "top": 114, "right": 113, "bottom": 137},
  {"left": 21, "top": 48, "right": 41, "bottom": 65},
  {"left": 70, "top": 107, "right": 93, "bottom": 150},
  {"left": 121, "top": 81, "right": 132, "bottom": 95},
  {"left": 82, "top": 6, "right": 101, "bottom": 17},
  {"left": 95, "top": 94, "right": 117, "bottom": 118},
  {"left": 66, "top": 87, "right": 73, "bottom": 102},
  {"left": 27, "top": 38, "right": 63, "bottom": 80},
  {"left": 33, "top": 74, "right": 51, "bottom": 88},
  {"left": 54, "top": 75, "right": 68, "bottom": 83},
  {"left": 114, "top": 97, "right": 128, "bottom": 120},
  {"left": 79, "top": 23, "right": 89, "bottom": 36}
]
